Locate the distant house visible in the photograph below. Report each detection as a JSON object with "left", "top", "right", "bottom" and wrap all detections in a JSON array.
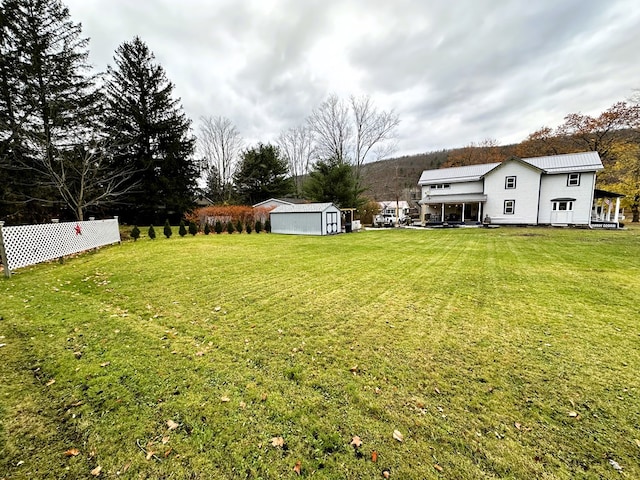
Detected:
[
  {"left": 269, "top": 203, "right": 341, "bottom": 235},
  {"left": 418, "top": 152, "right": 618, "bottom": 227},
  {"left": 376, "top": 200, "right": 411, "bottom": 226},
  {"left": 252, "top": 198, "right": 308, "bottom": 210}
]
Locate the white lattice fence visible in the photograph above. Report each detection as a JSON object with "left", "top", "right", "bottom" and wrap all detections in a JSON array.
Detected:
[{"left": 0, "top": 218, "right": 120, "bottom": 275}]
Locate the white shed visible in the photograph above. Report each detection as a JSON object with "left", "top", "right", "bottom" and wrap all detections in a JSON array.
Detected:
[{"left": 270, "top": 203, "right": 341, "bottom": 235}]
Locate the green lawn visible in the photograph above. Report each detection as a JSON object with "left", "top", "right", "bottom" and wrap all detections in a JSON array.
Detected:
[{"left": 1, "top": 227, "right": 639, "bottom": 479}]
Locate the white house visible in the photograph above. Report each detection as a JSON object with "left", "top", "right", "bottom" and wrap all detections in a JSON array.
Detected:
[
  {"left": 418, "top": 152, "right": 609, "bottom": 227},
  {"left": 377, "top": 201, "right": 411, "bottom": 225},
  {"left": 269, "top": 203, "right": 341, "bottom": 235}
]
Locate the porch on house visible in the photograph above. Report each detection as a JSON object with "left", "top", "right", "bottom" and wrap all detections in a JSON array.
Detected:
[
  {"left": 591, "top": 189, "right": 625, "bottom": 229},
  {"left": 419, "top": 194, "right": 486, "bottom": 226}
]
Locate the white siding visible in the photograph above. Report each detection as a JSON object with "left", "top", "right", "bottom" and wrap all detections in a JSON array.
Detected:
[
  {"left": 271, "top": 212, "right": 322, "bottom": 235},
  {"left": 538, "top": 172, "right": 596, "bottom": 225},
  {"left": 421, "top": 180, "right": 484, "bottom": 198},
  {"left": 483, "top": 162, "right": 541, "bottom": 224}
]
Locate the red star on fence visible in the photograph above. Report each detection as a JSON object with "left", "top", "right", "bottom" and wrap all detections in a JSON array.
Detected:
[{"left": 74, "top": 224, "right": 82, "bottom": 235}]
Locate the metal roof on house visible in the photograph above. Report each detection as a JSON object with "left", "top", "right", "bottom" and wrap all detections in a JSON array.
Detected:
[
  {"left": 522, "top": 152, "right": 603, "bottom": 173},
  {"left": 418, "top": 152, "right": 603, "bottom": 185},
  {"left": 419, "top": 193, "right": 488, "bottom": 204},
  {"left": 270, "top": 202, "right": 337, "bottom": 214},
  {"left": 418, "top": 163, "right": 499, "bottom": 185},
  {"left": 252, "top": 197, "right": 309, "bottom": 208}
]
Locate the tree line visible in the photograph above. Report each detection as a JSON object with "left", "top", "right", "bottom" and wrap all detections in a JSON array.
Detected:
[{"left": 0, "top": 0, "right": 400, "bottom": 226}]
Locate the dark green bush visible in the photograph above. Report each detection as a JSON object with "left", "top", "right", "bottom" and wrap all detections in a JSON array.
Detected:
[
  {"left": 214, "top": 220, "right": 223, "bottom": 234},
  {"left": 254, "top": 219, "right": 262, "bottom": 233},
  {"left": 246, "top": 223, "right": 252, "bottom": 234},
  {"left": 203, "top": 223, "right": 211, "bottom": 235},
  {"left": 148, "top": 225, "right": 156, "bottom": 239},
  {"left": 131, "top": 225, "right": 140, "bottom": 241},
  {"left": 188, "top": 221, "right": 198, "bottom": 236},
  {"left": 226, "top": 221, "right": 234, "bottom": 234},
  {"left": 235, "top": 219, "right": 243, "bottom": 233},
  {"left": 163, "top": 220, "right": 172, "bottom": 238},
  {"left": 179, "top": 220, "right": 187, "bottom": 237},
  {"left": 265, "top": 219, "right": 271, "bottom": 233}
]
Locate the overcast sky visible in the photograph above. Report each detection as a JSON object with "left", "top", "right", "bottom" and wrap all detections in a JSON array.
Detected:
[{"left": 66, "top": 0, "right": 640, "bottom": 158}]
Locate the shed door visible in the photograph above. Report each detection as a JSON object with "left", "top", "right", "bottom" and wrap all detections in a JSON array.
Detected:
[{"left": 326, "top": 212, "right": 338, "bottom": 234}]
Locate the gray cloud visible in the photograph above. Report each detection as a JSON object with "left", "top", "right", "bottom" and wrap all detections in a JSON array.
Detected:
[{"left": 66, "top": 0, "right": 640, "bottom": 156}]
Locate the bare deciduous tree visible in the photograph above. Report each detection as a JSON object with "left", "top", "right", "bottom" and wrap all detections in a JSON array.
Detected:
[
  {"left": 306, "top": 94, "right": 399, "bottom": 189},
  {"left": 277, "top": 124, "right": 315, "bottom": 195},
  {"left": 25, "top": 136, "right": 139, "bottom": 221},
  {"left": 307, "top": 94, "right": 352, "bottom": 163},
  {"left": 198, "top": 116, "right": 243, "bottom": 202}
]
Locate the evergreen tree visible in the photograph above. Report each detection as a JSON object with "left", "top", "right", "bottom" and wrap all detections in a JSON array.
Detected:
[
  {"left": 233, "top": 143, "right": 294, "bottom": 204},
  {"left": 245, "top": 222, "right": 252, "bottom": 234},
  {"left": 214, "top": 220, "right": 223, "bottom": 234},
  {"left": 203, "top": 222, "right": 211, "bottom": 235},
  {"left": 148, "top": 225, "right": 156, "bottom": 239},
  {"left": 226, "top": 221, "right": 234, "bottom": 234},
  {"left": 103, "top": 36, "right": 198, "bottom": 225},
  {"left": 0, "top": 0, "right": 103, "bottom": 223},
  {"left": 303, "top": 157, "right": 363, "bottom": 208},
  {"left": 179, "top": 219, "right": 187, "bottom": 237},
  {"left": 235, "top": 218, "right": 243, "bottom": 233},
  {"left": 188, "top": 221, "right": 198, "bottom": 236},
  {"left": 265, "top": 218, "right": 271, "bottom": 233},
  {"left": 131, "top": 225, "right": 140, "bottom": 241},
  {"left": 254, "top": 219, "right": 262, "bottom": 233},
  {"left": 163, "top": 219, "right": 172, "bottom": 238}
]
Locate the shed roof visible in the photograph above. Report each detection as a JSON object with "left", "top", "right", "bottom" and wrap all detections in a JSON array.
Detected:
[{"left": 270, "top": 202, "right": 337, "bottom": 214}]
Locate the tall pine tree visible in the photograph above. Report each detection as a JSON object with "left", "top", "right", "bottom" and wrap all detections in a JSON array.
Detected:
[
  {"left": 0, "top": 0, "right": 101, "bottom": 223},
  {"left": 104, "top": 36, "right": 198, "bottom": 224}
]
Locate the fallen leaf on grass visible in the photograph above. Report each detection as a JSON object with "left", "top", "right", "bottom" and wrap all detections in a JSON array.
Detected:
[
  {"left": 100, "top": 361, "right": 110, "bottom": 367},
  {"left": 568, "top": 411, "right": 578, "bottom": 418},
  {"left": 74, "top": 351, "right": 82, "bottom": 359},
  {"left": 375, "top": 387, "right": 381, "bottom": 394},
  {"left": 392, "top": 430, "right": 404, "bottom": 442},
  {"left": 350, "top": 436, "right": 362, "bottom": 448},
  {"left": 635, "top": 439, "right": 640, "bottom": 448},
  {"left": 146, "top": 450, "right": 155, "bottom": 460},
  {"left": 64, "top": 448, "right": 80, "bottom": 457},
  {"left": 382, "top": 469, "right": 390, "bottom": 478},
  {"left": 514, "top": 422, "right": 521, "bottom": 430},
  {"left": 434, "top": 464, "right": 444, "bottom": 472},
  {"left": 435, "top": 387, "right": 441, "bottom": 394},
  {"left": 162, "top": 436, "right": 170, "bottom": 445},
  {"left": 90, "top": 465, "right": 102, "bottom": 476},
  {"left": 239, "top": 401, "right": 246, "bottom": 409},
  {"left": 195, "top": 351, "right": 205, "bottom": 357},
  {"left": 164, "top": 448, "right": 173, "bottom": 458},
  {"left": 293, "top": 460, "right": 301, "bottom": 475},
  {"left": 261, "top": 393, "right": 268, "bottom": 402},
  {"left": 271, "top": 437, "right": 284, "bottom": 448},
  {"left": 167, "top": 420, "right": 179, "bottom": 431},
  {"left": 45, "top": 379, "right": 55, "bottom": 387},
  {"left": 371, "top": 451, "right": 378, "bottom": 462},
  {"left": 609, "top": 459, "right": 623, "bottom": 471},
  {"left": 220, "top": 396, "right": 230, "bottom": 403},
  {"left": 350, "top": 365, "right": 359, "bottom": 374},
  {"left": 70, "top": 400, "right": 83, "bottom": 407}
]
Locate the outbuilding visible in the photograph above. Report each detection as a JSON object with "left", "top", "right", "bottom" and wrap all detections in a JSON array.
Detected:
[{"left": 269, "top": 202, "right": 341, "bottom": 235}]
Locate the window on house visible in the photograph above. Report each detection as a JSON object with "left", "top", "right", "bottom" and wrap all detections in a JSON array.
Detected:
[
  {"left": 552, "top": 201, "right": 574, "bottom": 211},
  {"left": 432, "top": 183, "right": 451, "bottom": 189},
  {"left": 567, "top": 173, "right": 581, "bottom": 186},
  {"left": 505, "top": 176, "right": 516, "bottom": 189},
  {"left": 504, "top": 200, "right": 515, "bottom": 215}
]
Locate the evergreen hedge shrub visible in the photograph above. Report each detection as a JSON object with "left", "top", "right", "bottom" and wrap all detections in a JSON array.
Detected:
[
  {"left": 179, "top": 220, "right": 187, "bottom": 237},
  {"left": 226, "top": 221, "right": 234, "bottom": 234},
  {"left": 148, "top": 225, "right": 156, "bottom": 239},
  {"left": 189, "top": 221, "right": 198, "bottom": 236},
  {"left": 131, "top": 225, "right": 140, "bottom": 241},
  {"left": 164, "top": 220, "right": 172, "bottom": 238}
]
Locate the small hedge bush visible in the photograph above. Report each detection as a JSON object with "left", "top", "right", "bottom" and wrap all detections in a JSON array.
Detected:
[
  {"left": 131, "top": 225, "right": 140, "bottom": 241},
  {"left": 148, "top": 225, "right": 156, "bottom": 239},
  {"left": 179, "top": 220, "right": 187, "bottom": 237},
  {"left": 215, "top": 220, "right": 223, "bottom": 234},
  {"left": 254, "top": 220, "right": 262, "bottom": 233},
  {"left": 163, "top": 220, "right": 172, "bottom": 238},
  {"left": 189, "top": 221, "right": 198, "bottom": 236},
  {"left": 203, "top": 223, "right": 211, "bottom": 235},
  {"left": 226, "top": 221, "right": 234, "bottom": 234}
]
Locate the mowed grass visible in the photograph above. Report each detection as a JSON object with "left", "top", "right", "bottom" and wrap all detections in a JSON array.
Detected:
[{"left": 1, "top": 226, "right": 639, "bottom": 479}]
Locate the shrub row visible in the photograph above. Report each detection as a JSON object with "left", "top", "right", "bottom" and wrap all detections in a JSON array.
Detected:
[{"left": 129, "top": 218, "right": 270, "bottom": 240}]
